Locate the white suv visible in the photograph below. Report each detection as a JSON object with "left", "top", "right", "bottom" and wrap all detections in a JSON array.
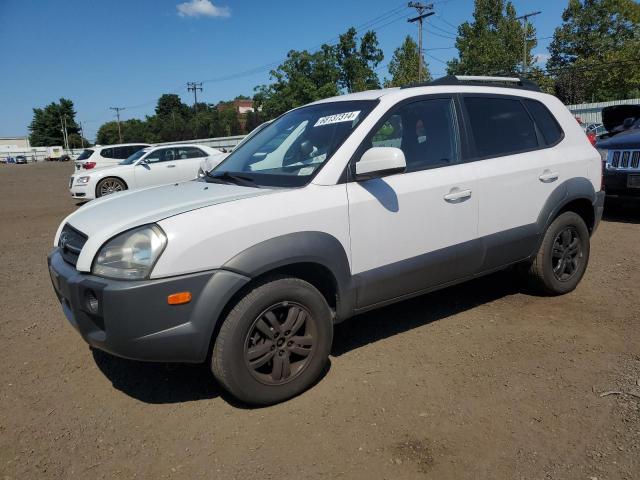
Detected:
[
  {"left": 74, "top": 143, "right": 149, "bottom": 171},
  {"left": 49, "top": 76, "right": 604, "bottom": 405}
]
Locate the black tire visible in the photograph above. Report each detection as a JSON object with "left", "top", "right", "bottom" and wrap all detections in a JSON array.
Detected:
[
  {"left": 96, "top": 177, "right": 126, "bottom": 198},
  {"left": 211, "top": 276, "right": 333, "bottom": 405},
  {"left": 526, "top": 211, "right": 590, "bottom": 295}
]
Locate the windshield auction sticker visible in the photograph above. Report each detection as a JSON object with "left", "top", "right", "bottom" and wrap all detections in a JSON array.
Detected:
[{"left": 314, "top": 111, "right": 361, "bottom": 127}]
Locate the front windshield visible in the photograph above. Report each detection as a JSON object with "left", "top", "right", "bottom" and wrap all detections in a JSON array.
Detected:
[
  {"left": 120, "top": 149, "right": 148, "bottom": 165},
  {"left": 76, "top": 149, "right": 94, "bottom": 161},
  {"left": 209, "top": 100, "right": 377, "bottom": 187}
]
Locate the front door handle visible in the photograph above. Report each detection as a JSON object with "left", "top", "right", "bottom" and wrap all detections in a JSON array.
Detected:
[
  {"left": 166, "top": 164, "right": 176, "bottom": 168},
  {"left": 539, "top": 170, "right": 559, "bottom": 183},
  {"left": 443, "top": 188, "right": 472, "bottom": 203}
]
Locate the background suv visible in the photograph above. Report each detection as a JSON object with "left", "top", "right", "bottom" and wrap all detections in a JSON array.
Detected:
[{"left": 74, "top": 143, "right": 149, "bottom": 171}]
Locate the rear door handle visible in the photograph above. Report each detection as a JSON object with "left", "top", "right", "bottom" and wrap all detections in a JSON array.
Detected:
[
  {"left": 443, "top": 188, "right": 472, "bottom": 203},
  {"left": 539, "top": 170, "right": 559, "bottom": 183},
  {"left": 166, "top": 164, "right": 176, "bottom": 168}
]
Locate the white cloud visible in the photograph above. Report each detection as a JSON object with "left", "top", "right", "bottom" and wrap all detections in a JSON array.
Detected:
[
  {"left": 177, "top": 0, "right": 230, "bottom": 18},
  {"left": 533, "top": 53, "right": 550, "bottom": 64}
]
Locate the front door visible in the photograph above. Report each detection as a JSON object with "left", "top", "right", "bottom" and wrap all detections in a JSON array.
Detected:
[{"left": 347, "top": 96, "right": 479, "bottom": 308}]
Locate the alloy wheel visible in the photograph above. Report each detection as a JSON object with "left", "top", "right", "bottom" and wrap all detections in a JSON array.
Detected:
[
  {"left": 243, "top": 302, "right": 317, "bottom": 385},
  {"left": 551, "top": 226, "right": 582, "bottom": 281}
]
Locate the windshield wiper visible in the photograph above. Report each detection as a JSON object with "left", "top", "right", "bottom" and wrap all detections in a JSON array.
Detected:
[{"left": 205, "top": 170, "right": 260, "bottom": 188}]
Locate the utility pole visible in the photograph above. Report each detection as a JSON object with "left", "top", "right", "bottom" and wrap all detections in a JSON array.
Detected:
[
  {"left": 109, "top": 107, "right": 125, "bottom": 143},
  {"left": 515, "top": 11, "right": 541, "bottom": 76},
  {"left": 408, "top": 2, "right": 434, "bottom": 82},
  {"left": 60, "top": 115, "right": 69, "bottom": 150},
  {"left": 187, "top": 82, "right": 203, "bottom": 112},
  {"left": 79, "top": 121, "right": 85, "bottom": 148}
]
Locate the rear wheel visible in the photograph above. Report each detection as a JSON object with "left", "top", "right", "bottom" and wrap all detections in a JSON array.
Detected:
[
  {"left": 211, "top": 276, "right": 332, "bottom": 405},
  {"left": 96, "top": 177, "right": 126, "bottom": 198},
  {"left": 526, "top": 211, "right": 590, "bottom": 295}
]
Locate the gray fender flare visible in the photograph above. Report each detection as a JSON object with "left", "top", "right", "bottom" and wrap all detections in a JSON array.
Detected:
[
  {"left": 535, "top": 176, "right": 596, "bottom": 250},
  {"left": 222, "top": 231, "right": 354, "bottom": 318}
]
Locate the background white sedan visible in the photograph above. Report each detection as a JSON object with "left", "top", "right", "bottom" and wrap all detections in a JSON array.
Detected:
[{"left": 69, "top": 144, "right": 225, "bottom": 200}]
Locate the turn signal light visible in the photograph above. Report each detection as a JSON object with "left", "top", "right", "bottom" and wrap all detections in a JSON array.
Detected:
[{"left": 167, "top": 292, "right": 192, "bottom": 305}]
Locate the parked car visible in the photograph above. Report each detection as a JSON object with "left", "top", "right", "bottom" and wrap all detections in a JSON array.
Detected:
[
  {"left": 15, "top": 155, "right": 27, "bottom": 164},
  {"left": 49, "top": 75, "right": 604, "bottom": 405},
  {"left": 199, "top": 121, "right": 272, "bottom": 177},
  {"left": 74, "top": 143, "right": 149, "bottom": 171},
  {"left": 69, "top": 144, "right": 225, "bottom": 200},
  {"left": 597, "top": 115, "right": 640, "bottom": 199},
  {"left": 599, "top": 105, "right": 640, "bottom": 140}
]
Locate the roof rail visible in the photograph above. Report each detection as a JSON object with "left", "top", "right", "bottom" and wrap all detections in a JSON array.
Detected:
[{"left": 402, "top": 75, "right": 541, "bottom": 92}]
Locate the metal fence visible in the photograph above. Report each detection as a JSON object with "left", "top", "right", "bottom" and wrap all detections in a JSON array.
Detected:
[
  {"left": 0, "top": 135, "right": 248, "bottom": 163},
  {"left": 567, "top": 98, "right": 640, "bottom": 125}
]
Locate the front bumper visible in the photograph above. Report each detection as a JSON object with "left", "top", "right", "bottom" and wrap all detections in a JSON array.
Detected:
[
  {"left": 48, "top": 248, "right": 249, "bottom": 363},
  {"left": 603, "top": 170, "right": 640, "bottom": 197}
]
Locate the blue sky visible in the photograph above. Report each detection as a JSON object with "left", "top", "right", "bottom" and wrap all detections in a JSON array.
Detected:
[{"left": 0, "top": 0, "right": 567, "bottom": 141}]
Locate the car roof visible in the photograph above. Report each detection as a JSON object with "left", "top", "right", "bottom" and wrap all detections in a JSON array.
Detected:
[{"left": 311, "top": 76, "right": 550, "bottom": 105}]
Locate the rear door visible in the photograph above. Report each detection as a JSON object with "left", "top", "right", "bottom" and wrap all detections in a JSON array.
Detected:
[
  {"left": 174, "top": 146, "right": 209, "bottom": 181},
  {"left": 346, "top": 95, "right": 480, "bottom": 308},
  {"left": 461, "top": 94, "right": 569, "bottom": 271},
  {"left": 134, "top": 148, "right": 181, "bottom": 188}
]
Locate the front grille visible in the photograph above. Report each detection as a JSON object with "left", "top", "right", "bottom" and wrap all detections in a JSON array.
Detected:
[
  {"left": 608, "top": 150, "right": 640, "bottom": 171},
  {"left": 58, "top": 223, "right": 88, "bottom": 267},
  {"left": 69, "top": 176, "right": 74, "bottom": 188}
]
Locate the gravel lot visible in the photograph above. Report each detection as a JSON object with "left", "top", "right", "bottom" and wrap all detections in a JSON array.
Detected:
[{"left": 1, "top": 162, "right": 639, "bottom": 479}]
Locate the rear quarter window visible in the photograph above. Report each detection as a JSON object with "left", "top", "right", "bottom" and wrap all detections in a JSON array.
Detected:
[
  {"left": 523, "top": 99, "right": 564, "bottom": 146},
  {"left": 100, "top": 148, "right": 114, "bottom": 159}
]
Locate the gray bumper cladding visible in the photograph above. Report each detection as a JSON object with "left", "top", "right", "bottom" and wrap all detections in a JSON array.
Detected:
[{"left": 48, "top": 248, "right": 250, "bottom": 363}]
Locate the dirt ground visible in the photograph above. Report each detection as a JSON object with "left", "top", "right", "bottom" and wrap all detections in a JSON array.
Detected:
[{"left": 0, "top": 162, "right": 638, "bottom": 480}]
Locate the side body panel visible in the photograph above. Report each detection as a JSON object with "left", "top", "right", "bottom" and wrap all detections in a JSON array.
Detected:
[{"left": 154, "top": 184, "right": 352, "bottom": 279}]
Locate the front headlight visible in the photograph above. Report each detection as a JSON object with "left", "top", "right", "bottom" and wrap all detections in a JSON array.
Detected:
[
  {"left": 92, "top": 224, "right": 167, "bottom": 280},
  {"left": 76, "top": 176, "right": 91, "bottom": 184}
]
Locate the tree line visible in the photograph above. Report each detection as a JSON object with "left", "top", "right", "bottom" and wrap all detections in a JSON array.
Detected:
[{"left": 29, "top": 0, "right": 639, "bottom": 147}]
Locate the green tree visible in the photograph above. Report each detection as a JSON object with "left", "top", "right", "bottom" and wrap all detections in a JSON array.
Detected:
[
  {"left": 447, "top": 0, "right": 536, "bottom": 76},
  {"left": 254, "top": 46, "right": 341, "bottom": 119},
  {"left": 548, "top": 0, "right": 640, "bottom": 103},
  {"left": 29, "top": 98, "right": 85, "bottom": 147},
  {"left": 96, "top": 119, "right": 152, "bottom": 144},
  {"left": 385, "top": 35, "right": 431, "bottom": 87},
  {"left": 335, "top": 27, "right": 384, "bottom": 92}
]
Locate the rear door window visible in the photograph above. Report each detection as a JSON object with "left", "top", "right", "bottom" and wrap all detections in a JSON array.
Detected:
[{"left": 463, "top": 96, "right": 539, "bottom": 158}]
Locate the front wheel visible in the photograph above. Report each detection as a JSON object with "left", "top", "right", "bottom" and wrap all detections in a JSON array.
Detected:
[
  {"left": 211, "top": 276, "right": 333, "bottom": 405},
  {"left": 525, "top": 211, "right": 590, "bottom": 295},
  {"left": 96, "top": 177, "right": 126, "bottom": 198}
]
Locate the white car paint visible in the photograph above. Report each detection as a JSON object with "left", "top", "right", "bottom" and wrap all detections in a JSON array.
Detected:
[
  {"left": 56, "top": 81, "right": 602, "bottom": 283},
  {"left": 69, "top": 144, "right": 225, "bottom": 200}
]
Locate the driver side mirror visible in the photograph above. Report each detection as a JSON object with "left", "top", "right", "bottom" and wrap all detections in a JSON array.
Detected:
[
  {"left": 622, "top": 117, "right": 635, "bottom": 129},
  {"left": 355, "top": 147, "right": 406, "bottom": 181}
]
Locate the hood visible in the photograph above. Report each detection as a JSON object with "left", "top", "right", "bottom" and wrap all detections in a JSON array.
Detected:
[
  {"left": 56, "top": 180, "right": 274, "bottom": 270},
  {"left": 602, "top": 104, "right": 640, "bottom": 132},
  {"left": 597, "top": 128, "right": 640, "bottom": 150}
]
